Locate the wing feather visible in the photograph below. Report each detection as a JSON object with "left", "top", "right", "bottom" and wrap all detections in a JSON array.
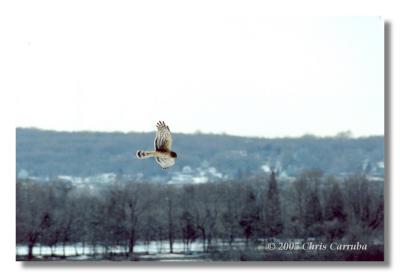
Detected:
[
  {"left": 155, "top": 157, "right": 175, "bottom": 169},
  {"left": 154, "top": 121, "right": 173, "bottom": 151}
]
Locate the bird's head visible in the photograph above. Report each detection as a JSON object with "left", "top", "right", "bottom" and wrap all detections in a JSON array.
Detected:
[{"left": 170, "top": 151, "right": 177, "bottom": 158}]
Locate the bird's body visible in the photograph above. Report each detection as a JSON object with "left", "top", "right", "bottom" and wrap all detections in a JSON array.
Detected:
[{"left": 136, "top": 121, "right": 177, "bottom": 169}]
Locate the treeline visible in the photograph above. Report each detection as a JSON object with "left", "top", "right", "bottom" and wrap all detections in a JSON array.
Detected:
[
  {"left": 16, "top": 171, "right": 384, "bottom": 260},
  {"left": 16, "top": 128, "right": 384, "bottom": 179}
]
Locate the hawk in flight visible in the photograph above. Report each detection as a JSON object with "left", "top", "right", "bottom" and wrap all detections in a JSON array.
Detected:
[{"left": 136, "top": 121, "right": 177, "bottom": 169}]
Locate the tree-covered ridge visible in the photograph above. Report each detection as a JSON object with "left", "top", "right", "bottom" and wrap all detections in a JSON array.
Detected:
[{"left": 16, "top": 128, "right": 384, "bottom": 180}]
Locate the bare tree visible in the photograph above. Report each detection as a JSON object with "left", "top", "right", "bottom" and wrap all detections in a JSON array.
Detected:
[{"left": 264, "top": 172, "right": 283, "bottom": 238}]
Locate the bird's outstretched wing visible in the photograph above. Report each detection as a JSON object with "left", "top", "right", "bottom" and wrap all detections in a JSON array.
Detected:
[
  {"left": 155, "top": 157, "right": 176, "bottom": 169},
  {"left": 154, "top": 121, "right": 173, "bottom": 151}
]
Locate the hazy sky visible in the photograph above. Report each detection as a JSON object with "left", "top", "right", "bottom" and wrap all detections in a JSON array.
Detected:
[{"left": 14, "top": 10, "right": 383, "bottom": 137}]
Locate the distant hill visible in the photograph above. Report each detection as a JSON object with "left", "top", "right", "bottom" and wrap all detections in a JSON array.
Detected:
[{"left": 16, "top": 128, "right": 384, "bottom": 183}]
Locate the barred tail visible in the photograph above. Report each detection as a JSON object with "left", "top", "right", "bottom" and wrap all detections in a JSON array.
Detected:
[{"left": 136, "top": 150, "right": 153, "bottom": 159}]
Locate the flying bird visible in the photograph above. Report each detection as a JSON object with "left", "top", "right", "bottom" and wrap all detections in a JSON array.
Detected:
[{"left": 136, "top": 121, "right": 177, "bottom": 169}]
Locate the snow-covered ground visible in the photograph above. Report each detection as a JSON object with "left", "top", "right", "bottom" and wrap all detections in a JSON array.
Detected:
[
  {"left": 16, "top": 237, "right": 384, "bottom": 261},
  {"left": 16, "top": 240, "right": 209, "bottom": 258},
  {"left": 16, "top": 238, "right": 268, "bottom": 261},
  {"left": 168, "top": 165, "right": 228, "bottom": 185}
]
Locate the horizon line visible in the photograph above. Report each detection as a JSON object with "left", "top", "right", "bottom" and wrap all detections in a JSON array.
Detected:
[{"left": 15, "top": 126, "right": 384, "bottom": 140}]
